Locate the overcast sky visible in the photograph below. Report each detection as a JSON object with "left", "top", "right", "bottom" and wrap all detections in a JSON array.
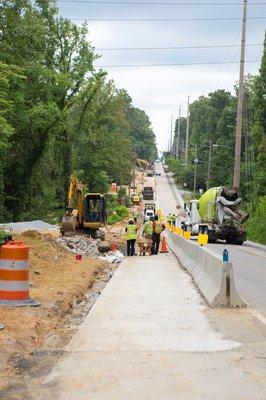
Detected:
[{"left": 58, "top": 0, "right": 266, "bottom": 151}]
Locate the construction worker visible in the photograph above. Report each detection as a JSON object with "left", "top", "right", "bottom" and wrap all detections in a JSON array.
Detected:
[
  {"left": 151, "top": 215, "right": 165, "bottom": 255},
  {"left": 143, "top": 216, "right": 153, "bottom": 239},
  {"left": 171, "top": 213, "right": 176, "bottom": 226},
  {"left": 133, "top": 210, "right": 138, "bottom": 223},
  {"left": 125, "top": 219, "right": 138, "bottom": 256},
  {"left": 167, "top": 213, "right": 172, "bottom": 225}
]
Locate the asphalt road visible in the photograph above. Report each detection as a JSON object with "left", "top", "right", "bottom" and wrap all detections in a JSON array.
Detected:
[{"left": 156, "top": 164, "right": 266, "bottom": 318}]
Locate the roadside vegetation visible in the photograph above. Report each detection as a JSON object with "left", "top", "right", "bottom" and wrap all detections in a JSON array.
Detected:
[
  {"left": 166, "top": 33, "right": 266, "bottom": 244},
  {"left": 0, "top": 0, "right": 157, "bottom": 223}
]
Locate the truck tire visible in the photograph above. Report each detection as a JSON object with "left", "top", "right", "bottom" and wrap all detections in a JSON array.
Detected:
[{"left": 207, "top": 229, "right": 217, "bottom": 244}]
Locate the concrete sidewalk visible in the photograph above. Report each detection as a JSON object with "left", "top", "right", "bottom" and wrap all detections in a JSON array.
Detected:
[{"left": 39, "top": 253, "right": 266, "bottom": 400}]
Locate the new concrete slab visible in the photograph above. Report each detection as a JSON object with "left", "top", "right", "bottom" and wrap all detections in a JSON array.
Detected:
[{"left": 39, "top": 254, "right": 266, "bottom": 399}]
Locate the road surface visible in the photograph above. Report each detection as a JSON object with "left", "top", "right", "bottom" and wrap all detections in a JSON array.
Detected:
[{"left": 156, "top": 164, "right": 266, "bottom": 318}]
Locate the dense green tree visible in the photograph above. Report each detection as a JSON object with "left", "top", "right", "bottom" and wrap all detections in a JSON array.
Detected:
[{"left": 0, "top": 0, "right": 157, "bottom": 221}]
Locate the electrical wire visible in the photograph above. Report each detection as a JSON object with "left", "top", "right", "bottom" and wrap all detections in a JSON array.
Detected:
[
  {"left": 96, "top": 43, "right": 262, "bottom": 51},
  {"left": 69, "top": 16, "right": 266, "bottom": 21},
  {"left": 58, "top": 1, "right": 266, "bottom": 5},
  {"left": 95, "top": 60, "right": 260, "bottom": 67}
]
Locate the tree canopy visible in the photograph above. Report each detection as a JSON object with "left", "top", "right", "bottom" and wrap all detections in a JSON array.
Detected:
[
  {"left": 167, "top": 31, "right": 266, "bottom": 243},
  {"left": 0, "top": 0, "right": 157, "bottom": 221}
]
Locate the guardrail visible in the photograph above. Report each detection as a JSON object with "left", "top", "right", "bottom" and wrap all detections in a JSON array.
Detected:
[{"left": 165, "top": 228, "right": 245, "bottom": 308}]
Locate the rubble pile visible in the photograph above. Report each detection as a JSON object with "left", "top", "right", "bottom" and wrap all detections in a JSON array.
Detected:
[{"left": 57, "top": 235, "right": 100, "bottom": 258}]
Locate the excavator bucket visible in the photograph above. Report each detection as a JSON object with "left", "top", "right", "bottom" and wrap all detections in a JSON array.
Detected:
[{"left": 61, "top": 214, "right": 76, "bottom": 235}]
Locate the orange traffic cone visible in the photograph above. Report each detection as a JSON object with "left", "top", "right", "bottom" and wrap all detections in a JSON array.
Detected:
[{"left": 160, "top": 236, "right": 168, "bottom": 253}]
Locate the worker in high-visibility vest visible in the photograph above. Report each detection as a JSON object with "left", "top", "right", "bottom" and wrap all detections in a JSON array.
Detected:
[
  {"left": 133, "top": 210, "right": 138, "bottom": 223},
  {"left": 167, "top": 213, "right": 172, "bottom": 225},
  {"left": 151, "top": 215, "right": 165, "bottom": 255},
  {"left": 125, "top": 219, "right": 138, "bottom": 256},
  {"left": 171, "top": 213, "right": 176, "bottom": 227},
  {"left": 143, "top": 216, "right": 153, "bottom": 239}
]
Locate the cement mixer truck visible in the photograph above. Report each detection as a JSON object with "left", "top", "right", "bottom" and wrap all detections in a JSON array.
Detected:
[{"left": 184, "top": 187, "right": 248, "bottom": 245}]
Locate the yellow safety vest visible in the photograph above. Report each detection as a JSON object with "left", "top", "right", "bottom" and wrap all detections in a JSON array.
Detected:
[
  {"left": 144, "top": 221, "right": 153, "bottom": 236},
  {"left": 126, "top": 224, "right": 137, "bottom": 240},
  {"left": 154, "top": 221, "right": 163, "bottom": 234}
]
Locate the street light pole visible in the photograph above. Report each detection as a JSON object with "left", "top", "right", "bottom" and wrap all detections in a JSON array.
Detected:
[
  {"left": 207, "top": 139, "right": 212, "bottom": 189},
  {"left": 233, "top": 0, "right": 247, "bottom": 190}
]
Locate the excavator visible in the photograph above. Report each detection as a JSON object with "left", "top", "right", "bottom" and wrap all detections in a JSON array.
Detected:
[{"left": 61, "top": 175, "right": 106, "bottom": 237}]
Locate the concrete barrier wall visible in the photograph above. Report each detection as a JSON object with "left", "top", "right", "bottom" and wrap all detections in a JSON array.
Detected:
[{"left": 165, "top": 230, "right": 245, "bottom": 308}]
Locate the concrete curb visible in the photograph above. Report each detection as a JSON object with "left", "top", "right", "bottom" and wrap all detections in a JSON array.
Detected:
[{"left": 166, "top": 230, "right": 245, "bottom": 308}]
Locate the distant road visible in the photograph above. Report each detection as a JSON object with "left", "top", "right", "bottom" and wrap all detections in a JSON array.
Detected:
[{"left": 156, "top": 164, "right": 266, "bottom": 318}]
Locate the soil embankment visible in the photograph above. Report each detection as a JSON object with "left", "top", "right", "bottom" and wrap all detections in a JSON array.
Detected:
[{"left": 0, "top": 231, "right": 117, "bottom": 397}]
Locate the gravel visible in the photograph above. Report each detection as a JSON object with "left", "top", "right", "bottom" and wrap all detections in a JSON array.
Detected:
[
  {"left": 57, "top": 235, "right": 100, "bottom": 258},
  {"left": 0, "top": 220, "right": 60, "bottom": 233}
]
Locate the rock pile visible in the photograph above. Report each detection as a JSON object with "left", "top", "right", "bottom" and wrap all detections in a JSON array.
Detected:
[{"left": 57, "top": 235, "right": 100, "bottom": 258}]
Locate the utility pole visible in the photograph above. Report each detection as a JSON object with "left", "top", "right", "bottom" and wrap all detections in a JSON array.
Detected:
[
  {"left": 233, "top": 0, "right": 247, "bottom": 190},
  {"left": 193, "top": 144, "right": 198, "bottom": 196},
  {"left": 207, "top": 139, "right": 212, "bottom": 189},
  {"left": 176, "top": 105, "right": 181, "bottom": 159},
  {"left": 170, "top": 114, "right": 173, "bottom": 154},
  {"left": 185, "top": 95, "right": 190, "bottom": 166}
]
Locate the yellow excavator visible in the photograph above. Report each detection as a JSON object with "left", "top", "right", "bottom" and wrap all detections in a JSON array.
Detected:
[{"left": 61, "top": 175, "right": 106, "bottom": 237}]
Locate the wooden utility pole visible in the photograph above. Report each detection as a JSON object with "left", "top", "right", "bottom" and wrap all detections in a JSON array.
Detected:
[
  {"left": 170, "top": 114, "right": 173, "bottom": 153},
  {"left": 207, "top": 139, "right": 212, "bottom": 189},
  {"left": 193, "top": 144, "right": 198, "bottom": 196},
  {"left": 176, "top": 105, "right": 181, "bottom": 159},
  {"left": 185, "top": 95, "right": 190, "bottom": 166},
  {"left": 233, "top": 0, "right": 247, "bottom": 190}
]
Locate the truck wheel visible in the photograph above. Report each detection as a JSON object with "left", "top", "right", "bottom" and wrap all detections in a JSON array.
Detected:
[{"left": 207, "top": 229, "right": 217, "bottom": 244}]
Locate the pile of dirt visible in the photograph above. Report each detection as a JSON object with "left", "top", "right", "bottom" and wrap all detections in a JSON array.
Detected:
[{"left": 0, "top": 231, "right": 109, "bottom": 392}]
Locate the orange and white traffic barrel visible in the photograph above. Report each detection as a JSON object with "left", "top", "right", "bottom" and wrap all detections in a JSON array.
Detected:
[{"left": 0, "top": 241, "right": 40, "bottom": 307}]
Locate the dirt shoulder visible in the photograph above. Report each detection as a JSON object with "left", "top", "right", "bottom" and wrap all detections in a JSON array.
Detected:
[{"left": 0, "top": 231, "right": 112, "bottom": 394}]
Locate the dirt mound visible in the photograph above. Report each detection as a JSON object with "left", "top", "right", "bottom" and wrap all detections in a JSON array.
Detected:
[{"left": 0, "top": 232, "right": 108, "bottom": 393}]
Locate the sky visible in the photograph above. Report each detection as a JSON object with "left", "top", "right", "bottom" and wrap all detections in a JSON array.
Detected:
[{"left": 57, "top": 0, "right": 266, "bottom": 151}]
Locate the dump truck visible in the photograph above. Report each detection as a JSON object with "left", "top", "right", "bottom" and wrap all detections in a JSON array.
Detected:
[
  {"left": 197, "top": 186, "right": 248, "bottom": 244},
  {"left": 61, "top": 175, "right": 106, "bottom": 237},
  {"left": 142, "top": 186, "right": 154, "bottom": 200}
]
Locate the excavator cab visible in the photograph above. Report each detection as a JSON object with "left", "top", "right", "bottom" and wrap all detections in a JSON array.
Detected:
[
  {"left": 61, "top": 175, "right": 107, "bottom": 236},
  {"left": 83, "top": 194, "right": 106, "bottom": 229}
]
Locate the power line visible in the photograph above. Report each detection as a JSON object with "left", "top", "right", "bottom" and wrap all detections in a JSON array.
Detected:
[
  {"left": 58, "top": 1, "right": 266, "bottom": 5},
  {"left": 70, "top": 16, "right": 266, "bottom": 21},
  {"left": 96, "top": 43, "right": 262, "bottom": 51},
  {"left": 95, "top": 60, "right": 260, "bottom": 67}
]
